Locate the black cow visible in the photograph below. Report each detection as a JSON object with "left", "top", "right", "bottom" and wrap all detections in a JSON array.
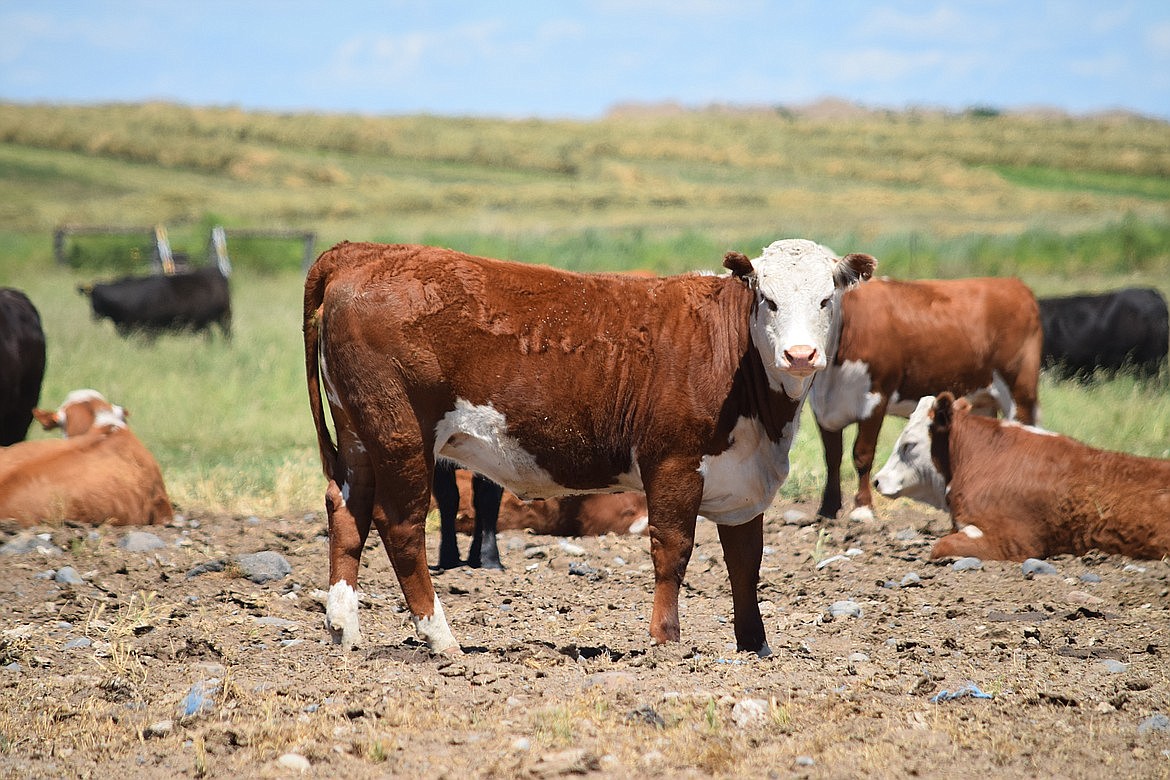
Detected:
[
  {"left": 0, "top": 288, "right": 47, "bottom": 445},
  {"left": 432, "top": 461, "right": 504, "bottom": 570},
  {"left": 80, "top": 265, "right": 231, "bottom": 339},
  {"left": 1038, "top": 288, "right": 1169, "bottom": 379}
]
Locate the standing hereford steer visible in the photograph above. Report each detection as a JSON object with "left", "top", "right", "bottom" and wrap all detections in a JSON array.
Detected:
[
  {"left": 810, "top": 277, "right": 1042, "bottom": 521},
  {"left": 304, "top": 240, "right": 875, "bottom": 655},
  {"left": 0, "top": 389, "right": 173, "bottom": 526},
  {"left": 874, "top": 393, "right": 1170, "bottom": 561},
  {"left": 0, "top": 288, "right": 47, "bottom": 446}
]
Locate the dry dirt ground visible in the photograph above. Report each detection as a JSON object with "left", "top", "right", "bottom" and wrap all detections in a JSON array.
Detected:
[{"left": 1, "top": 496, "right": 1169, "bottom": 779}]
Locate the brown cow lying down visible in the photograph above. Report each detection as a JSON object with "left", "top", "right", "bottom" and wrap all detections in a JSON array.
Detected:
[
  {"left": 443, "top": 468, "right": 648, "bottom": 537},
  {"left": 873, "top": 392, "right": 1170, "bottom": 561},
  {"left": 0, "top": 389, "right": 173, "bottom": 526}
]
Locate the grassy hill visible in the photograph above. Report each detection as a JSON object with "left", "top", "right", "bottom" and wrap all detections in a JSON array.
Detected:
[{"left": 1, "top": 101, "right": 1168, "bottom": 515}]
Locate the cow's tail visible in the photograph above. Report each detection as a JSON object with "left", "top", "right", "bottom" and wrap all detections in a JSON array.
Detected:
[{"left": 303, "top": 254, "right": 338, "bottom": 482}]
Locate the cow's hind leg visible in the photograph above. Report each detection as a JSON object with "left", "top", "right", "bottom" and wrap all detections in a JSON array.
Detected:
[
  {"left": 433, "top": 461, "right": 464, "bottom": 570},
  {"left": 371, "top": 455, "right": 462, "bottom": 654},
  {"left": 716, "top": 514, "right": 769, "bottom": 655},
  {"left": 643, "top": 459, "right": 703, "bottom": 645},
  {"left": 324, "top": 461, "right": 375, "bottom": 650},
  {"left": 467, "top": 474, "right": 504, "bottom": 570}
]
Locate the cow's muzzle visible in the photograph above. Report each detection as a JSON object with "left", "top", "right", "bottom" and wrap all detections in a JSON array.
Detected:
[{"left": 782, "top": 345, "right": 819, "bottom": 377}]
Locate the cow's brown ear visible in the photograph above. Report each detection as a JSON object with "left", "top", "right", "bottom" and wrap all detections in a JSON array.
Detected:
[
  {"left": 952, "top": 398, "right": 973, "bottom": 414},
  {"left": 931, "top": 393, "right": 955, "bottom": 435},
  {"left": 839, "top": 253, "right": 876, "bottom": 284},
  {"left": 723, "top": 251, "right": 754, "bottom": 278},
  {"left": 33, "top": 408, "right": 60, "bottom": 431}
]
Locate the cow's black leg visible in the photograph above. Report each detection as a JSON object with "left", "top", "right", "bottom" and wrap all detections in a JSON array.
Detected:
[
  {"left": 817, "top": 423, "right": 844, "bottom": 518},
  {"left": 433, "top": 461, "right": 464, "bottom": 569},
  {"left": 717, "top": 514, "right": 768, "bottom": 654},
  {"left": 467, "top": 474, "right": 504, "bottom": 570}
]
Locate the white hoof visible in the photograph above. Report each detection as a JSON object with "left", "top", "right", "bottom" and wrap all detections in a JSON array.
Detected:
[
  {"left": 325, "top": 581, "right": 361, "bottom": 650},
  {"left": 848, "top": 506, "right": 875, "bottom": 522}
]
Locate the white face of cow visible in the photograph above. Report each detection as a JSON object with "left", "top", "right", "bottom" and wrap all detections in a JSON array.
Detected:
[
  {"left": 873, "top": 396, "right": 948, "bottom": 509},
  {"left": 745, "top": 239, "right": 871, "bottom": 399}
]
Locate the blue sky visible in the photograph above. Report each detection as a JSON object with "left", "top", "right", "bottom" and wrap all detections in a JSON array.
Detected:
[{"left": 2, "top": 1, "right": 1168, "bottom": 120}]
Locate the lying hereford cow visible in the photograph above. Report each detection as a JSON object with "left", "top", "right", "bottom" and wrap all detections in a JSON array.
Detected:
[
  {"left": 1039, "top": 288, "right": 1169, "bottom": 379},
  {"left": 0, "top": 390, "right": 173, "bottom": 526},
  {"left": 441, "top": 466, "right": 649, "bottom": 538},
  {"left": 0, "top": 288, "right": 46, "bottom": 445},
  {"left": 304, "top": 240, "right": 875, "bottom": 655},
  {"left": 874, "top": 393, "right": 1170, "bottom": 561},
  {"left": 810, "top": 277, "right": 1042, "bottom": 521}
]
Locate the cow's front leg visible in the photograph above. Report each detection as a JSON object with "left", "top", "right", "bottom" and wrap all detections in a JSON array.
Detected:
[
  {"left": 931, "top": 519, "right": 1039, "bottom": 562},
  {"left": 849, "top": 401, "right": 889, "bottom": 521},
  {"left": 324, "top": 478, "right": 371, "bottom": 650},
  {"left": 816, "top": 424, "right": 844, "bottom": 519},
  {"left": 642, "top": 460, "right": 703, "bottom": 645},
  {"left": 716, "top": 514, "right": 769, "bottom": 655}
]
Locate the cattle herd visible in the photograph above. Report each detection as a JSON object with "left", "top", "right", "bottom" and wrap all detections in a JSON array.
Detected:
[{"left": 1, "top": 236, "right": 1168, "bottom": 656}]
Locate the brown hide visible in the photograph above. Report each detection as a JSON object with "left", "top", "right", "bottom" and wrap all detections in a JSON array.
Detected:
[
  {"left": 814, "top": 277, "right": 1041, "bottom": 519},
  {"left": 443, "top": 469, "right": 648, "bottom": 536},
  {"left": 928, "top": 393, "right": 1170, "bottom": 561},
  {"left": 0, "top": 425, "right": 173, "bottom": 526}
]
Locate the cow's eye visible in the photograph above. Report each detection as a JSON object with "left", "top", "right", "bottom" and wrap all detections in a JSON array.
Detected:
[
  {"left": 820, "top": 295, "right": 832, "bottom": 309},
  {"left": 901, "top": 442, "right": 915, "bottom": 456},
  {"left": 762, "top": 296, "right": 778, "bottom": 312}
]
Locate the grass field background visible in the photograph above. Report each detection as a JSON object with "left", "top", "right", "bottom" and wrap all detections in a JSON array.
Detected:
[{"left": 1, "top": 101, "right": 1168, "bottom": 515}]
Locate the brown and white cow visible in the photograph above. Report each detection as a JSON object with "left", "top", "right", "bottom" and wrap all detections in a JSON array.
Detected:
[
  {"left": 0, "top": 389, "right": 173, "bottom": 526},
  {"left": 304, "top": 240, "right": 875, "bottom": 655},
  {"left": 810, "top": 277, "right": 1042, "bottom": 521},
  {"left": 874, "top": 393, "right": 1170, "bottom": 561},
  {"left": 442, "top": 467, "right": 649, "bottom": 537}
]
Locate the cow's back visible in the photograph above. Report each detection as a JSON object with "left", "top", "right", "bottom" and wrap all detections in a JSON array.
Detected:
[
  {"left": 313, "top": 242, "right": 752, "bottom": 495},
  {"left": 836, "top": 277, "right": 1040, "bottom": 398},
  {"left": 0, "top": 289, "right": 47, "bottom": 446},
  {"left": 0, "top": 428, "right": 172, "bottom": 526},
  {"left": 1039, "top": 288, "right": 1169, "bottom": 377}
]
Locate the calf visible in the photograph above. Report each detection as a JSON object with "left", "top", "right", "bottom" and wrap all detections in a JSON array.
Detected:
[
  {"left": 1038, "top": 288, "right": 1169, "bottom": 379},
  {"left": 442, "top": 467, "right": 649, "bottom": 538},
  {"left": 80, "top": 264, "right": 231, "bottom": 339},
  {"left": 0, "top": 288, "right": 46, "bottom": 445},
  {"left": 810, "top": 277, "right": 1042, "bottom": 521},
  {"left": 0, "top": 390, "right": 173, "bottom": 526},
  {"left": 874, "top": 393, "right": 1170, "bottom": 561},
  {"left": 304, "top": 240, "right": 874, "bottom": 654}
]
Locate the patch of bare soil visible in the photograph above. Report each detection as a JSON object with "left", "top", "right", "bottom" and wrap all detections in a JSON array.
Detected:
[{"left": 1, "top": 498, "right": 1168, "bottom": 779}]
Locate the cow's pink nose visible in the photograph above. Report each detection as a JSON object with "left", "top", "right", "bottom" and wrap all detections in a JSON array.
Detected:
[{"left": 783, "top": 345, "right": 818, "bottom": 375}]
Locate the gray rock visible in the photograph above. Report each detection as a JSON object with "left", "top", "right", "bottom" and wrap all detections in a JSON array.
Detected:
[
  {"left": 1079, "top": 572, "right": 1102, "bottom": 584},
  {"left": 1022, "top": 558, "right": 1058, "bottom": 577},
  {"left": 900, "top": 572, "right": 922, "bottom": 587},
  {"left": 64, "top": 637, "right": 92, "bottom": 650},
  {"left": 828, "top": 600, "right": 863, "bottom": 619},
  {"left": 276, "top": 753, "right": 310, "bottom": 773},
  {"left": 118, "top": 531, "right": 166, "bottom": 553},
  {"left": 1098, "top": 659, "right": 1129, "bottom": 674},
  {"left": 1139, "top": 713, "right": 1170, "bottom": 734},
  {"left": 783, "top": 509, "right": 814, "bottom": 526},
  {"left": 54, "top": 566, "right": 85, "bottom": 585},
  {"left": 952, "top": 557, "right": 983, "bottom": 571},
  {"left": 731, "top": 698, "right": 769, "bottom": 728},
  {"left": 235, "top": 551, "right": 292, "bottom": 584},
  {"left": 144, "top": 719, "right": 174, "bottom": 738},
  {"left": 186, "top": 559, "right": 226, "bottom": 578},
  {"left": 1, "top": 533, "right": 62, "bottom": 556}
]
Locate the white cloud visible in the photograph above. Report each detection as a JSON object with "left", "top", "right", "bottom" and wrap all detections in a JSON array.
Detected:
[
  {"left": 1067, "top": 53, "right": 1127, "bottom": 79},
  {"left": 858, "top": 5, "right": 975, "bottom": 41},
  {"left": 1149, "top": 22, "right": 1170, "bottom": 59},
  {"left": 322, "top": 21, "right": 506, "bottom": 87}
]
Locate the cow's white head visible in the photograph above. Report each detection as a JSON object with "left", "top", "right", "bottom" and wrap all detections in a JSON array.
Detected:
[
  {"left": 873, "top": 396, "right": 948, "bottom": 509},
  {"left": 32, "top": 388, "right": 128, "bottom": 438},
  {"left": 725, "top": 239, "right": 875, "bottom": 399}
]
